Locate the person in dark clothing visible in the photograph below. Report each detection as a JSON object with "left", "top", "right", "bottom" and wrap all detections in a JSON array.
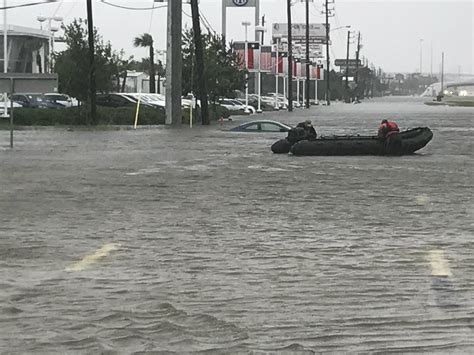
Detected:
[{"left": 296, "top": 119, "right": 317, "bottom": 140}]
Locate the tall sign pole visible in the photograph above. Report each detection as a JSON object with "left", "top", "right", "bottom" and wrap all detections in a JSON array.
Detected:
[
  {"left": 86, "top": 0, "right": 96, "bottom": 124},
  {"left": 325, "top": 0, "right": 330, "bottom": 106},
  {"left": 344, "top": 30, "right": 350, "bottom": 98},
  {"left": 286, "top": 0, "right": 293, "bottom": 112},
  {"left": 255, "top": 0, "right": 260, "bottom": 41},
  {"left": 3, "top": 0, "right": 7, "bottom": 74},
  {"left": 166, "top": 0, "right": 182, "bottom": 126},
  {"left": 305, "top": 0, "right": 310, "bottom": 109},
  {"left": 3, "top": 0, "right": 8, "bottom": 120}
]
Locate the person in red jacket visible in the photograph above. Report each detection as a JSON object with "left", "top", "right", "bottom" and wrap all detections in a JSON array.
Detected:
[
  {"left": 378, "top": 119, "right": 399, "bottom": 139},
  {"left": 378, "top": 119, "right": 402, "bottom": 153}
]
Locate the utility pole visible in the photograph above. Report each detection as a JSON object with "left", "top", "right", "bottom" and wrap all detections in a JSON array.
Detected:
[
  {"left": 86, "top": 0, "right": 96, "bottom": 124},
  {"left": 166, "top": 0, "right": 182, "bottom": 126},
  {"left": 430, "top": 41, "right": 433, "bottom": 78},
  {"left": 190, "top": 0, "right": 209, "bottom": 125},
  {"left": 287, "top": 0, "right": 293, "bottom": 112},
  {"left": 440, "top": 52, "right": 444, "bottom": 94},
  {"left": 344, "top": 30, "right": 350, "bottom": 101},
  {"left": 419, "top": 38, "right": 423, "bottom": 75},
  {"left": 305, "top": 0, "right": 310, "bottom": 109},
  {"left": 355, "top": 32, "right": 360, "bottom": 84},
  {"left": 324, "top": 0, "right": 330, "bottom": 105},
  {"left": 354, "top": 31, "right": 360, "bottom": 100}
]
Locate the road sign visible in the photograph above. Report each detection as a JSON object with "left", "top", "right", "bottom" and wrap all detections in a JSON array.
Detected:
[
  {"left": 334, "top": 59, "right": 361, "bottom": 67},
  {"left": 272, "top": 23, "right": 328, "bottom": 40},
  {"left": 224, "top": 0, "right": 257, "bottom": 7}
]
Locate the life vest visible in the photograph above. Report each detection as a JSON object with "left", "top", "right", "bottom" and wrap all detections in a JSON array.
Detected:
[{"left": 379, "top": 121, "right": 400, "bottom": 138}]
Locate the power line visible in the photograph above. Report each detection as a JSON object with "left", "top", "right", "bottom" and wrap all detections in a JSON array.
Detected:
[
  {"left": 0, "top": 0, "right": 59, "bottom": 10},
  {"left": 147, "top": 0, "right": 155, "bottom": 33},
  {"left": 99, "top": 0, "right": 165, "bottom": 11},
  {"left": 51, "top": 0, "right": 64, "bottom": 18},
  {"left": 199, "top": 10, "right": 216, "bottom": 35}
]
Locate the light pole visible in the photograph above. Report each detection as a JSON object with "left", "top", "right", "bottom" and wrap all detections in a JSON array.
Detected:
[
  {"left": 242, "top": 21, "right": 251, "bottom": 113},
  {"left": 256, "top": 25, "right": 266, "bottom": 113},
  {"left": 419, "top": 38, "right": 423, "bottom": 75},
  {"left": 273, "top": 34, "right": 281, "bottom": 109},
  {"left": 2, "top": 0, "right": 8, "bottom": 118},
  {"left": 155, "top": 49, "right": 166, "bottom": 94},
  {"left": 37, "top": 15, "right": 63, "bottom": 73},
  {"left": 281, "top": 37, "right": 288, "bottom": 109},
  {"left": 294, "top": 44, "right": 301, "bottom": 108}
]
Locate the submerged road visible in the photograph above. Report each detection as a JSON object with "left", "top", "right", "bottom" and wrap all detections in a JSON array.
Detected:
[{"left": 1, "top": 97, "right": 473, "bottom": 353}]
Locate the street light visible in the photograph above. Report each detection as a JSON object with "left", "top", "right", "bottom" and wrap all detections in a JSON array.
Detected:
[
  {"left": 419, "top": 38, "right": 423, "bottom": 75},
  {"left": 37, "top": 15, "right": 63, "bottom": 73},
  {"left": 273, "top": 34, "right": 282, "bottom": 109},
  {"left": 242, "top": 21, "right": 251, "bottom": 113},
  {"left": 294, "top": 43, "right": 302, "bottom": 107},
  {"left": 281, "top": 36, "right": 288, "bottom": 108},
  {"left": 256, "top": 25, "right": 266, "bottom": 113}
]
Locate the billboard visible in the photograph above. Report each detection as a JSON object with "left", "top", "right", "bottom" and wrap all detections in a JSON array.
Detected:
[
  {"left": 334, "top": 59, "right": 361, "bottom": 67},
  {"left": 272, "top": 23, "right": 328, "bottom": 40}
]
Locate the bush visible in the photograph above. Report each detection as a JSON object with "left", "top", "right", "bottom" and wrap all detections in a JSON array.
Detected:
[
  {"left": 3, "top": 103, "right": 231, "bottom": 127},
  {"left": 183, "top": 104, "right": 231, "bottom": 124},
  {"left": 8, "top": 106, "right": 165, "bottom": 126}
]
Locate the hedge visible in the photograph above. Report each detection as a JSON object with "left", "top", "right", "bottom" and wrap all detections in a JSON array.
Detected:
[
  {"left": 1, "top": 104, "right": 232, "bottom": 127},
  {"left": 2, "top": 106, "right": 164, "bottom": 126}
]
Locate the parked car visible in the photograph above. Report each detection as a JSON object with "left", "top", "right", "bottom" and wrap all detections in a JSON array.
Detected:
[
  {"left": 122, "top": 93, "right": 164, "bottom": 108},
  {"left": 11, "top": 94, "right": 65, "bottom": 109},
  {"left": 219, "top": 98, "right": 256, "bottom": 114},
  {"left": 97, "top": 93, "right": 165, "bottom": 115},
  {"left": 96, "top": 93, "right": 137, "bottom": 108},
  {"left": 230, "top": 120, "right": 292, "bottom": 132},
  {"left": 44, "top": 93, "right": 78, "bottom": 107},
  {"left": 0, "top": 100, "right": 23, "bottom": 109}
]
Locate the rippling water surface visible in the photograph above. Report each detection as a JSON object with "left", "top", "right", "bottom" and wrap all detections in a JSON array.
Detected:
[{"left": 1, "top": 97, "right": 473, "bottom": 353}]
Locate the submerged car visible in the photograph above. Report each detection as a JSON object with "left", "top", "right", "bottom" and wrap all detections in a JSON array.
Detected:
[{"left": 230, "top": 120, "right": 292, "bottom": 132}]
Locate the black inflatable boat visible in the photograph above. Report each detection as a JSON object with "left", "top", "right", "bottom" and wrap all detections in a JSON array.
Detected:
[{"left": 271, "top": 127, "right": 433, "bottom": 156}]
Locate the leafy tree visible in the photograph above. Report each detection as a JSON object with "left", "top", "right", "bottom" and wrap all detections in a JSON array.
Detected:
[
  {"left": 133, "top": 33, "right": 156, "bottom": 93},
  {"left": 182, "top": 29, "right": 246, "bottom": 104},
  {"left": 54, "top": 19, "right": 121, "bottom": 104}
]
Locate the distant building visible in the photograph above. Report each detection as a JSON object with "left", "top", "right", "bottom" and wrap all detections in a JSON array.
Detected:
[
  {"left": 124, "top": 70, "right": 165, "bottom": 94},
  {"left": 0, "top": 25, "right": 51, "bottom": 73}
]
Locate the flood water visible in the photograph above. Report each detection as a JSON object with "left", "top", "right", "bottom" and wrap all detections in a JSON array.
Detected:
[{"left": 1, "top": 97, "right": 473, "bottom": 353}]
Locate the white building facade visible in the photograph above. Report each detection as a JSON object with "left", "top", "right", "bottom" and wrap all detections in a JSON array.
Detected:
[{"left": 0, "top": 25, "right": 51, "bottom": 73}]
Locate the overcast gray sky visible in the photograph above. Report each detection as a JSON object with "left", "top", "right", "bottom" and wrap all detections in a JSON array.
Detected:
[{"left": 5, "top": 0, "right": 473, "bottom": 75}]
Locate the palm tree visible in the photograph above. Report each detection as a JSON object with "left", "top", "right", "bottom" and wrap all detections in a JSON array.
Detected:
[{"left": 133, "top": 33, "right": 156, "bottom": 93}]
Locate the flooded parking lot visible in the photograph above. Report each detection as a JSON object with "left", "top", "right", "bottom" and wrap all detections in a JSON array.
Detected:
[{"left": 1, "top": 97, "right": 473, "bottom": 353}]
